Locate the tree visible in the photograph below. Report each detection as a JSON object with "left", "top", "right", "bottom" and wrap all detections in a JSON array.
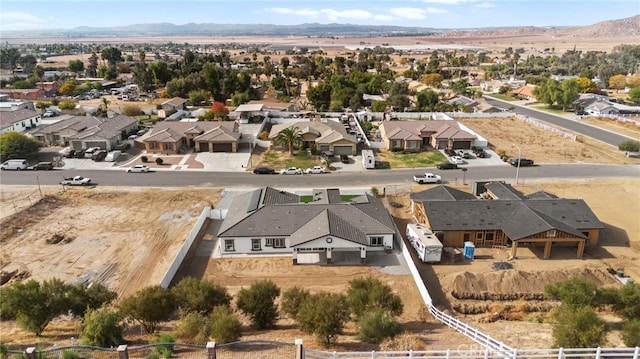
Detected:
[
  {"left": 188, "top": 90, "right": 208, "bottom": 106},
  {"left": 612, "top": 283, "right": 640, "bottom": 320},
  {"left": 68, "top": 60, "right": 85, "bottom": 73},
  {"left": 274, "top": 126, "right": 302, "bottom": 156},
  {"left": 421, "top": 73, "right": 443, "bottom": 87},
  {"left": 618, "top": 139, "right": 640, "bottom": 153},
  {"left": 210, "top": 101, "right": 229, "bottom": 120},
  {"left": 235, "top": 279, "right": 280, "bottom": 329},
  {"left": 576, "top": 77, "right": 599, "bottom": 93},
  {"left": 0, "top": 131, "right": 42, "bottom": 162},
  {"left": 80, "top": 308, "right": 124, "bottom": 347},
  {"left": 628, "top": 87, "right": 640, "bottom": 104},
  {"left": 101, "top": 47, "right": 123, "bottom": 66},
  {"left": 306, "top": 82, "right": 332, "bottom": 112},
  {"left": 609, "top": 74, "right": 627, "bottom": 92},
  {"left": 296, "top": 292, "right": 350, "bottom": 346},
  {"left": 210, "top": 305, "right": 242, "bottom": 344},
  {"left": 533, "top": 78, "right": 561, "bottom": 107},
  {"left": 171, "top": 277, "right": 231, "bottom": 315},
  {"left": 66, "top": 283, "right": 117, "bottom": 318},
  {"left": 58, "top": 82, "right": 76, "bottom": 96},
  {"left": 416, "top": 89, "right": 440, "bottom": 111},
  {"left": 281, "top": 286, "right": 310, "bottom": 320},
  {"left": 2, "top": 279, "right": 69, "bottom": 336},
  {"left": 550, "top": 305, "right": 608, "bottom": 348},
  {"left": 356, "top": 309, "right": 401, "bottom": 344},
  {"left": 545, "top": 275, "right": 597, "bottom": 308},
  {"left": 174, "top": 312, "right": 211, "bottom": 345},
  {"left": 371, "top": 100, "right": 387, "bottom": 112},
  {"left": 346, "top": 277, "right": 403, "bottom": 321},
  {"left": 558, "top": 79, "right": 581, "bottom": 111},
  {"left": 118, "top": 285, "right": 176, "bottom": 334},
  {"left": 87, "top": 52, "right": 99, "bottom": 77}
]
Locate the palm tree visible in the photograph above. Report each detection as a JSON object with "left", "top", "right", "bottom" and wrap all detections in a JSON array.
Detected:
[{"left": 275, "top": 126, "right": 302, "bottom": 156}]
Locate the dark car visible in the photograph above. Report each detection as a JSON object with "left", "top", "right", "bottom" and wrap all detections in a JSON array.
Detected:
[
  {"left": 253, "top": 166, "right": 276, "bottom": 174},
  {"left": 437, "top": 162, "right": 458, "bottom": 170},
  {"left": 510, "top": 158, "right": 534, "bottom": 167},
  {"left": 340, "top": 155, "right": 349, "bottom": 163},
  {"left": 32, "top": 162, "right": 54, "bottom": 170},
  {"left": 63, "top": 149, "right": 76, "bottom": 158},
  {"left": 92, "top": 150, "right": 107, "bottom": 161},
  {"left": 115, "top": 143, "right": 131, "bottom": 151},
  {"left": 74, "top": 149, "right": 86, "bottom": 158}
]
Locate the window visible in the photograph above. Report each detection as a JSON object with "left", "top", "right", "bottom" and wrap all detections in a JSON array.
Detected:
[
  {"left": 265, "top": 238, "right": 273, "bottom": 247},
  {"left": 476, "top": 232, "right": 483, "bottom": 239},
  {"left": 391, "top": 140, "right": 402, "bottom": 148},
  {"left": 150, "top": 142, "right": 158, "bottom": 149},
  {"left": 272, "top": 238, "right": 285, "bottom": 248},
  {"left": 163, "top": 143, "right": 172, "bottom": 150},
  {"left": 54, "top": 135, "right": 61, "bottom": 141},
  {"left": 251, "top": 238, "right": 261, "bottom": 251},
  {"left": 486, "top": 232, "right": 494, "bottom": 241},
  {"left": 371, "top": 236, "right": 384, "bottom": 246},
  {"left": 224, "top": 239, "right": 235, "bottom": 251},
  {"left": 546, "top": 230, "right": 556, "bottom": 237}
]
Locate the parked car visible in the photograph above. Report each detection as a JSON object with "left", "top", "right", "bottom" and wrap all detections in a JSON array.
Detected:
[
  {"left": 92, "top": 150, "right": 107, "bottom": 161},
  {"left": 62, "top": 148, "right": 76, "bottom": 158},
  {"left": 84, "top": 147, "right": 101, "bottom": 158},
  {"left": 104, "top": 150, "right": 122, "bottom": 162},
  {"left": 253, "top": 167, "right": 276, "bottom": 174},
  {"left": 437, "top": 162, "right": 458, "bottom": 170},
  {"left": 510, "top": 158, "right": 534, "bottom": 167},
  {"left": 31, "top": 162, "right": 54, "bottom": 170},
  {"left": 126, "top": 165, "right": 150, "bottom": 173},
  {"left": 305, "top": 166, "right": 326, "bottom": 174},
  {"left": 449, "top": 156, "right": 464, "bottom": 164},
  {"left": 340, "top": 155, "right": 349, "bottom": 163},
  {"left": 1, "top": 159, "right": 29, "bottom": 170},
  {"left": 74, "top": 149, "right": 86, "bottom": 158},
  {"left": 280, "top": 167, "right": 302, "bottom": 175},
  {"left": 60, "top": 176, "right": 91, "bottom": 186},
  {"left": 115, "top": 143, "right": 131, "bottom": 151},
  {"left": 413, "top": 173, "right": 442, "bottom": 184}
]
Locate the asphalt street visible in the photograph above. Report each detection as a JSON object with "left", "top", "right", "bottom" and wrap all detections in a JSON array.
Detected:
[
  {"left": 483, "top": 97, "right": 637, "bottom": 147},
  {"left": 1, "top": 164, "right": 638, "bottom": 189}
]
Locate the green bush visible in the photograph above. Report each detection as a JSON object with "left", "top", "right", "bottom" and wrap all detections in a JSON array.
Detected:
[
  {"left": 621, "top": 319, "right": 640, "bottom": 346},
  {"left": 370, "top": 187, "right": 380, "bottom": 196},
  {"left": 141, "top": 156, "right": 148, "bottom": 163},
  {"left": 61, "top": 350, "right": 80, "bottom": 359},
  {"left": 155, "top": 158, "right": 164, "bottom": 165},
  {"left": 80, "top": 308, "right": 123, "bottom": 347},
  {"left": 281, "top": 287, "right": 310, "bottom": 320},
  {"left": 618, "top": 139, "right": 640, "bottom": 153},
  {"left": 174, "top": 311, "right": 211, "bottom": 345},
  {"left": 236, "top": 280, "right": 280, "bottom": 329},
  {"left": 210, "top": 306, "right": 241, "bottom": 344},
  {"left": 391, "top": 147, "right": 403, "bottom": 153},
  {"left": 356, "top": 310, "right": 401, "bottom": 344},
  {"left": 58, "top": 99, "right": 77, "bottom": 110},
  {"left": 155, "top": 334, "right": 174, "bottom": 358}
]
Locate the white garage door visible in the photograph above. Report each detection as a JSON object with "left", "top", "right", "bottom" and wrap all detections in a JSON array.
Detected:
[{"left": 333, "top": 145, "right": 353, "bottom": 155}]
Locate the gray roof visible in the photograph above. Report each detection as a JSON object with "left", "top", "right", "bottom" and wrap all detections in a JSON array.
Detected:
[
  {"left": 0, "top": 108, "right": 39, "bottom": 130},
  {"left": 34, "top": 115, "right": 136, "bottom": 140},
  {"left": 485, "top": 181, "right": 527, "bottom": 200},
  {"left": 410, "top": 186, "right": 476, "bottom": 202},
  {"left": 219, "top": 188, "right": 395, "bottom": 244}
]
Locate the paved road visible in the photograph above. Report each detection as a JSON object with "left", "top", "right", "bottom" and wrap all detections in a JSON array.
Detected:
[
  {"left": 483, "top": 97, "right": 638, "bottom": 147},
  {"left": 2, "top": 164, "right": 638, "bottom": 188}
]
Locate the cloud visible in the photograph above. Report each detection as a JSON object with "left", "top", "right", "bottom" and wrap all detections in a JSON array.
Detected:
[
  {"left": 320, "top": 8, "right": 374, "bottom": 21},
  {"left": 474, "top": 2, "right": 495, "bottom": 8},
  {"left": 0, "top": 12, "right": 47, "bottom": 30},
  {"left": 271, "top": 8, "right": 321, "bottom": 18},
  {"left": 389, "top": 8, "right": 428, "bottom": 20},
  {"left": 421, "top": 0, "right": 468, "bottom": 4}
]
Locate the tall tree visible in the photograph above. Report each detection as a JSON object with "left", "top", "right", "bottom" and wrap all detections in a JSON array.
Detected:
[
  {"left": 171, "top": 277, "right": 231, "bottom": 315},
  {"left": 275, "top": 126, "right": 302, "bottom": 156},
  {"left": 347, "top": 276, "right": 403, "bottom": 321},
  {"left": 101, "top": 47, "right": 122, "bottom": 66},
  {"left": 118, "top": 286, "right": 176, "bottom": 334},
  {"left": 0, "top": 131, "right": 42, "bottom": 162},
  {"left": 296, "top": 292, "right": 350, "bottom": 346}
]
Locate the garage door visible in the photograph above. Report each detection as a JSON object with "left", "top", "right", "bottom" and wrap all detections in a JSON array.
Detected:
[
  {"left": 85, "top": 141, "right": 107, "bottom": 149},
  {"left": 212, "top": 143, "right": 232, "bottom": 152},
  {"left": 199, "top": 142, "right": 209, "bottom": 152},
  {"left": 333, "top": 145, "right": 353, "bottom": 155},
  {"left": 452, "top": 141, "right": 472, "bottom": 150}
]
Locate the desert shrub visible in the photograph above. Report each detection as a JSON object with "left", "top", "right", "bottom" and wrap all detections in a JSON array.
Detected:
[
  {"left": 379, "top": 331, "right": 429, "bottom": 351},
  {"left": 618, "top": 139, "right": 640, "bottom": 152},
  {"left": 172, "top": 278, "right": 231, "bottom": 316},
  {"left": 236, "top": 279, "right": 280, "bottom": 329},
  {"left": 58, "top": 99, "right": 77, "bottom": 110},
  {"left": 61, "top": 350, "right": 80, "bottom": 359},
  {"left": 80, "top": 308, "right": 123, "bottom": 347},
  {"left": 347, "top": 276, "right": 403, "bottom": 321},
  {"left": 545, "top": 276, "right": 597, "bottom": 308},
  {"left": 141, "top": 156, "right": 148, "bottom": 163},
  {"left": 296, "top": 292, "right": 350, "bottom": 346},
  {"left": 621, "top": 319, "right": 640, "bottom": 346},
  {"left": 259, "top": 130, "right": 270, "bottom": 141},
  {"left": 155, "top": 157, "right": 163, "bottom": 165},
  {"left": 122, "top": 104, "right": 143, "bottom": 117},
  {"left": 550, "top": 305, "right": 608, "bottom": 348},
  {"left": 210, "top": 306, "right": 241, "bottom": 344},
  {"left": 281, "top": 286, "right": 310, "bottom": 320},
  {"left": 370, "top": 187, "right": 380, "bottom": 196},
  {"left": 155, "top": 334, "right": 175, "bottom": 358},
  {"left": 356, "top": 310, "right": 401, "bottom": 344},
  {"left": 174, "top": 311, "right": 211, "bottom": 345}
]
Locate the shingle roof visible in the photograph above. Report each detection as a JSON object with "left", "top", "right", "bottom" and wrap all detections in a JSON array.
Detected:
[
  {"left": 162, "top": 97, "right": 187, "bottom": 107},
  {"left": 485, "top": 182, "right": 527, "bottom": 200},
  {"left": 381, "top": 120, "right": 476, "bottom": 141},
  {"left": 35, "top": 115, "right": 136, "bottom": 140},
  {"left": 0, "top": 109, "right": 39, "bottom": 130},
  {"left": 410, "top": 186, "right": 477, "bottom": 202}
]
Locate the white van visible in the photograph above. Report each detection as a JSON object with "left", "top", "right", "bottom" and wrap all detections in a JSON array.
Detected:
[
  {"left": 104, "top": 150, "right": 122, "bottom": 162},
  {"left": 1, "top": 159, "right": 29, "bottom": 170}
]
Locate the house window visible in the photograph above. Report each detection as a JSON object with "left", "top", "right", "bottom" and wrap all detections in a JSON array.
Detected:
[
  {"left": 546, "top": 230, "right": 556, "bottom": 237},
  {"left": 163, "top": 143, "right": 172, "bottom": 150},
  {"left": 224, "top": 239, "right": 235, "bottom": 251},
  {"left": 251, "top": 238, "right": 261, "bottom": 251},
  {"left": 476, "top": 232, "right": 483, "bottom": 239},
  {"left": 391, "top": 140, "right": 402, "bottom": 148},
  {"left": 371, "top": 236, "right": 384, "bottom": 246},
  {"left": 54, "top": 135, "right": 61, "bottom": 141},
  {"left": 272, "top": 238, "right": 285, "bottom": 248},
  {"left": 265, "top": 238, "right": 273, "bottom": 247},
  {"left": 407, "top": 141, "right": 418, "bottom": 149},
  {"left": 486, "top": 233, "right": 495, "bottom": 241},
  {"left": 150, "top": 142, "right": 158, "bottom": 149}
]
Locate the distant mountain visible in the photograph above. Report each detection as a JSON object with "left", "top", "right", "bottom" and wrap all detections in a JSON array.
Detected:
[{"left": 3, "top": 15, "right": 638, "bottom": 39}]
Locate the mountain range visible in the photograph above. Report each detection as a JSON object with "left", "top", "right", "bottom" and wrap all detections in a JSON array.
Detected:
[{"left": 3, "top": 15, "right": 639, "bottom": 39}]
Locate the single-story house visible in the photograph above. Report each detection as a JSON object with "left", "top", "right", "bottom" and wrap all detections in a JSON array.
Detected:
[
  {"left": 0, "top": 108, "right": 41, "bottom": 134},
  {"left": 512, "top": 84, "right": 536, "bottom": 101},
  {"left": 247, "top": 98, "right": 297, "bottom": 112},
  {"left": 0, "top": 88, "right": 46, "bottom": 101},
  {"left": 268, "top": 119, "right": 358, "bottom": 155},
  {"left": 33, "top": 115, "right": 138, "bottom": 150},
  {"left": 379, "top": 120, "right": 477, "bottom": 151},
  {"left": 217, "top": 187, "right": 398, "bottom": 264},
  {"left": 410, "top": 182, "right": 604, "bottom": 259},
  {"left": 139, "top": 121, "right": 241, "bottom": 154},
  {"left": 159, "top": 97, "right": 188, "bottom": 118}
]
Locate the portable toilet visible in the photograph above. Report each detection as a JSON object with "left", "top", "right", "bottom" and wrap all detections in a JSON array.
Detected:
[{"left": 464, "top": 241, "right": 475, "bottom": 260}]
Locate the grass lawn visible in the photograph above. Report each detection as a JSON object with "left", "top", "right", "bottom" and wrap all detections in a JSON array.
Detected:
[
  {"left": 260, "top": 150, "right": 323, "bottom": 170},
  {"left": 529, "top": 104, "right": 573, "bottom": 115},
  {"left": 488, "top": 94, "right": 517, "bottom": 101},
  {"left": 378, "top": 150, "right": 446, "bottom": 169},
  {"left": 299, "top": 194, "right": 361, "bottom": 203}
]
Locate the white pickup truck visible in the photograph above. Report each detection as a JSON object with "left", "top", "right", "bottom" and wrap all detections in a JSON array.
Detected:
[
  {"left": 413, "top": 173, "right": 442, "bottom": 184},
  {"left": 61, "top": 176, "right": 92, "bottom": 186}
]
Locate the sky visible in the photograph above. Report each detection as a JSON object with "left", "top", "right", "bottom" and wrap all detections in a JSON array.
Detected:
[{"left": 0, "top": 0, "right": 638, "bottom": 32}]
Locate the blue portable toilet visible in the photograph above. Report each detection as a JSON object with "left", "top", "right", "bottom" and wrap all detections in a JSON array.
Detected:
[{"left": 464, "top": 241, "right": 475, "bottom": 260}]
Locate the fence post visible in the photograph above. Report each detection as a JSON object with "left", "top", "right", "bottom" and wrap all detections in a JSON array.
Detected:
[
  {"left": 633, "top": 347, "right": 639, "bottom": 359},
  {"left": 595, "top": 347, "right": 602, "bottom": 359},
  {"left": 206, "top": 341, "right": 216, "bottom": 359},
  {"left": 117, "top": 345, "right": 129, "bottom": 359},
  {"left": 295, "top": 339, "right": 303, "bottom": 359},
  {"left": 557, "top": 347, "right": 564, "bottom": 359},
  {"left": 25, "top": 347, "right": 36, "bottom": 359}
]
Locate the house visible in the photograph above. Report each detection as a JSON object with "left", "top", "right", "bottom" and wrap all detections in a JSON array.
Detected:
[
  {"left": 512, "top": 84, "right": 536, "bottom": 101},
  {"left": 410, "top": 182, "right": 604, "bottom": 259},
  {"left": 33, "top": 115, "right": 138, "bottom": 150},
  {"left": 0, "top": 108, "right": 41, "bottom": 134},
  {"left": 217, "top": 187, "right": 398, "bottom": 264},
  {"left": 0, "top": 88, "right": 46, "bottom": 101},
  {"left": 447, "top": 96, "right": 480, "bottom": 110},
  {"left": 379, "top": 120, "right": 477, "bottom": 151},
  {"left": 268, "top": 119, "right": 358, "bottom": 156},
  {"left": 247, "top": 98, "right": 297, "bottom": 112},
  {"left": 139, "top": 121, "right": 241, "bottom": 154},
  {"left": 159, "top": 97, "right": 188, "bottom": 118},
  {"left": 35, "top": 82, "right": 59, "bottom": 96}
]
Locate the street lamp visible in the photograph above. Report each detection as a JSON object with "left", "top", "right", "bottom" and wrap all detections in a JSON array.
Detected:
[{"left": 513, "top": 145, "right": 521, "bottom": 185}]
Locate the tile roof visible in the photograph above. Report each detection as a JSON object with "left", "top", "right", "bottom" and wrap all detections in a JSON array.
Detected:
[
  {"left": 144, "top": 121, "right": 238, "bottom": 143},
  {"left": 381, "top": 120, "right": 475, "bottom": 141},
  {"left": 0, "top": 108, "right": 39, "bottom": 129},
  {"left": 35, "top": 115, "right": 136, "bottom": 140},
  {"left": 162, "top": 97, "right": 187, "bottom": 107},
  {"left": 269, "top": 120, "right": 356, "bottom": 145}
]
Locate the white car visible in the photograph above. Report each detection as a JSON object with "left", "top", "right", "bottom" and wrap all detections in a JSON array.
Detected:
[
  {"left": 280, "top": 167, "right": 302, "bottom": 175},
  {"left": 126, "top": 165, "right": 150, "bottom": 173},
  {"left": 450, "top": 155, "right": 464, "bottom": 164},
  {"left": 305, "top": 166, "right": 325, "bottom": 174}
]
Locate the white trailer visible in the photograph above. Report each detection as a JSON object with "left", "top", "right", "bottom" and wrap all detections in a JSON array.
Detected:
[
  {"left": 406, "top": 223, "right": 443, "bottom": 263},
  {"left": 362, "top": 149, "right": 375, "bottom": 169}
]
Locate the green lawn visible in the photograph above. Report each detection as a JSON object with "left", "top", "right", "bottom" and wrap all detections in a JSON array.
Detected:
[
  {"left": 378, "top": 150, "right": 446, "bottom": 169},
  {"left": 260, "top": 150, "right": 322, "bottom": 171},
  {"left": 299, "top": 194, "right": 361, "bottom": 203},
  {"left": 529, "top": 104, "right": 572, "bottom": 115},
  {"left": 488, "top": 94, "right": 517, "bottom": 101}
]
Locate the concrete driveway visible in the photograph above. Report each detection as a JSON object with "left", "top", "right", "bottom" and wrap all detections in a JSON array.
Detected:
[{"left": 195, "top": 150, "right": 252, "bottom": 172}]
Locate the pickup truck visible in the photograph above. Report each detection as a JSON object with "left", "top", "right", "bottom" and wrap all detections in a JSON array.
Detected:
[
  {"left": 413, "top": 173, "right": 442, "bottom": 184},
  {"left": 61, "top": 176, "right": 92, "bottom": 186}
]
